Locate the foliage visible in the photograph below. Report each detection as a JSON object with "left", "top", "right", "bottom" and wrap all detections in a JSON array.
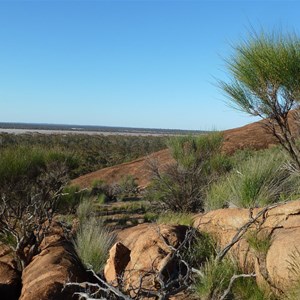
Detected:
[
  {"left": 0, "top": 145, "right": 76, "bottom": 269},
  {"left": 0, "top": 133, "right": 167, "bottom": 178},
  {"left": 194, "top": 256, "right": 237, "bottom": 299},
  {"left": 232, "top": 276, "right": 269, "bottom": 300},
  {"left": 75, "top": 217, "right": 116, "bottom": 274},
  {"left": 116, "top": 175, "right": 139, "bottom": 201},
  {"left": 206, "top": 148, "right": 300, "bottom": 209},
  {"left": 145, "top": 133, "right": 231, "bottom": 212},
  {"left": 76, "top": 198, "right": 95, "bottom": 224},
  {"left": 286, "top": 248, "right": 300, "bottom": 300},
  {"left": 91, "top": 179, "right": 115, "bottom": 201},
  {"left": 156, "top": 212, "right": 194, "bottom": 226},
  {"left": 91, "top": 176, "right": 139, "bottom": 202},
  {"left": 246, "top": 230, "right": 272, "bottom": 255},
  {"left": 194, "top": 255, "right": 269, "bottom": 300},
  {"left": 58, "top": 184, "right": 87, "bottom": 213},
  {"left": 143, "top": 212, "right": 158, "bottom": 223},
  {"left": 184, "top": 232, "right": 216, "bottom": 269},
  {"left": 220, "top": 30, "right": 300, "bottom": 169}
]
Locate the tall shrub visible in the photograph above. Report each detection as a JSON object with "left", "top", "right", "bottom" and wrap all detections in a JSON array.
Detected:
[{"left": 146, "top": 133, "right": 231, "bottom": 212}]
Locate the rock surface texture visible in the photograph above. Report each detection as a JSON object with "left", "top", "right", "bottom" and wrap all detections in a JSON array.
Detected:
[
  {"left": 193, "top": 200, "right": 300, "bottom": 296},
  {"left": 0, "top": 244, "right": 21, "bottom": 300},
  {"left": 104, "top": 223, "right": 190, "bottom": 298},
  {"left": 19, "top": 224, "right": 87, "bottom": 300}
]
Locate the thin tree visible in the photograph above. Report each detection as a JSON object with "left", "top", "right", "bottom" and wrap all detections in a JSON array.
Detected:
[{"left": 220, "top": 31, "right": 300, "bottom": 168}]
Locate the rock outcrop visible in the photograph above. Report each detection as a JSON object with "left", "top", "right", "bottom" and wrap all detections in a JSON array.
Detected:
[
  {"left": 19, "top": 223, "right": 87, "bottom": 300},
  {"left": 104, "top": 241, "right": 131, "bottom": 286},
  {"left": 193, "top": 200, "right": 300, "bottom": 295},
  {"left": 104, "top": 223, "right": 190, "bottom": 298}
]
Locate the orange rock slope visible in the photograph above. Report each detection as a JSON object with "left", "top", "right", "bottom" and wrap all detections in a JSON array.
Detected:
[{"left": 72, "top": 118, "right": 287, "bottom": 189}]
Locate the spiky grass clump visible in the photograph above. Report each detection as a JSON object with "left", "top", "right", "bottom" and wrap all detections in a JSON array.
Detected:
[
  {"left": 76, "top": 198, "right": 95, "bottom": 224},
  {"left": 206, "top": 149, "right": 300, "bottom": 210},
  {"left": 246, "top": 230, "right": 272, "bottom": 255},
  {"left": 195, "top": 256, "right": 270, "bottom": 300},
  {"left": 285, "top": 248, "right": 300, "bottom": 300},
  {"left": 75, "top": 217, "right": 116, "bottom": 274},
  {"left": 194, "top": 256, "right": 237, "bottom": 299},
  {"left": 232, "top": 276, "right": 270, "bottom": 300}
]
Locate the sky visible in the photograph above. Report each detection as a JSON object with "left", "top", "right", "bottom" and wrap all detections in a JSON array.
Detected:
[{"left": 0, "top": 0, "right": 300, "bottom": 130}]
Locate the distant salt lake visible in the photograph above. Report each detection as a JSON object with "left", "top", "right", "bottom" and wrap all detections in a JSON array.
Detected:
[
  {"left": 0, "top": 123, "right": 207, "bottom": 136},
  {"left": 0, "top": 128, "right": 180, "bottom": 136}
]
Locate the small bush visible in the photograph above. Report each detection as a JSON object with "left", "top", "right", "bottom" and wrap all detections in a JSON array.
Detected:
[
  {"left": 117, "top": 175, "right": 139, "bottom": 201},
  {"left": 146, "top": 133, "right": 231, "bottom": 212},
  {"left": 75, "top": 217, "right": 116, "bottom": 274},
  {"left": 91, "top": 179, "right": 112, "bottom": 201},
  {"left": 91, "top": 176, "right": 139, "bottom": 202}
]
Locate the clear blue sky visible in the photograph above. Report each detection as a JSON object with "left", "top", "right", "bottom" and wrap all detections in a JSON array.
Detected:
[{"left": 1, "top": 0, "right": 299, "bottom": 130}]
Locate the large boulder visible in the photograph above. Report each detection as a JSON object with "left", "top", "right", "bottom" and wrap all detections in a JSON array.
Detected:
[
  {"left": 104, "top": 223, "right": 191, "bottom": 298},
  {"left": 193, "top": 200, "right": 300, "bottom": 295},
  {"left": 104, "top": 241, "right": 131, "bottom": 286},
  {"left": 19, "top": 224, "right": 87, "bottom": 300}
]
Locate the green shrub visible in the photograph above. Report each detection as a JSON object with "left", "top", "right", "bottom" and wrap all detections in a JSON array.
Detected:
[
  {"left": 116, "top": 175, "right": 139, "bottom": 201},
  {"left": 0, "top": 145, "right": 78, "bottom": 185},
  {"left": 146, "top": 133, "right": 231, "bottom": 212},
  {"left": 75, "top": 217, "right": 116, "bottom": 274},
  {"left": 0, "top": 133, "right": 167, "bottom": 178},
  {"left": 97, "top": 194, "right": 106, "bottom": 205},
  {"left": 0, "top": 146, "right": 44, "bottom": 184},
  {"left": 91, "top": 179, "right": 111, "bottom": 201},
  {"left": 206, "top": 149, "right": 300, "bottom": 210}
]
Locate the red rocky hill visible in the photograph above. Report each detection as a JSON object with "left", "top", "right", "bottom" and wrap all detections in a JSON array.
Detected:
[{"left": 72, "top": 118, "right": 296, "bottom": 189}]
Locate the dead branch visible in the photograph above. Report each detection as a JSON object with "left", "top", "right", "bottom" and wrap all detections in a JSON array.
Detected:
[
  {"left": 219, "top": 272, "right": 256, "bottom": 300},
  {"left": 216, "top": 201, "right": 287, "bottom": 262}
]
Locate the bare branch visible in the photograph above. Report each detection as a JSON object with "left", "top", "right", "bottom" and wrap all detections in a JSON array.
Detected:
[{"left": 220, "top": 273, "right": 256, "bottom": 300}]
